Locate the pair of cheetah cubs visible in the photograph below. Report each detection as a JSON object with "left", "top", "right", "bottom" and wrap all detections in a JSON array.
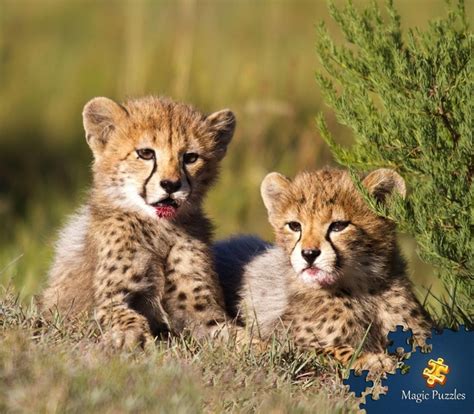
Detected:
[{"left": 41, "top": 96, "right": 431, "bottom": 371}]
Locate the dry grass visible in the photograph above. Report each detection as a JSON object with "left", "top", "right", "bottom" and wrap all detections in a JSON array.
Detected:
[{"left": 0, "top": 288, "right": 357, "bottom": 413}]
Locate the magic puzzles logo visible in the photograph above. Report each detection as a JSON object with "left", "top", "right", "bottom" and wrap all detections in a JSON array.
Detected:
[{"left": 400, "top": 357, "right": 467, "bottom": 404}]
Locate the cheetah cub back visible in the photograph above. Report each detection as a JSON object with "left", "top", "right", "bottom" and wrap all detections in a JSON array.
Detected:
[
  {"left": 41, "top": 96, "right": 235, "bottom": 348},
  {"left": 216, "top": 168, "right": 432, "bottom": 372}
]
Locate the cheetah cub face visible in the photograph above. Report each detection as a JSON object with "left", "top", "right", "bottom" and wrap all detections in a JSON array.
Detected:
[
  {"left": 83, "top": 96, "right": 235, "bottom": 219},
  {"left": 261, "top": 168, "right": 406, "bottom": 288}
]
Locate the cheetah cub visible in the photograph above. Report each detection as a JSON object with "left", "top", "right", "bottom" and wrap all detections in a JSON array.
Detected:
[
  {"left": 215, "top": 168, "right": 432, "bottom": 372},
  {"left": 41, "top": 96, "right": 235, "bottom": 348}
]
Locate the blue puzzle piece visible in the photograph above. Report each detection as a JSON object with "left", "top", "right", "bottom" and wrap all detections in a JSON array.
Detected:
[
  {"left": 387, "top": 325, "right": 412, "bottom": 354},
  {"left": 362, "top": 326, "right": 473, "bottom": 414},
  {"left": 343, "top": 370, "right": 374, "bottom": 398}
]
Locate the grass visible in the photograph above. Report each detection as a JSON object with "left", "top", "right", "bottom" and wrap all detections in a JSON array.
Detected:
[{"left": 0, "top": 288, "right": 356, "bottom": 413}]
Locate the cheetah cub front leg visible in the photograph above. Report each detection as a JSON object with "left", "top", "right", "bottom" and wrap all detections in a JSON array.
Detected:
[
  {"left": 91, "top": 223, "right": 167, "bottom": 350},
  {"left": 164, "top": 236, "right": 229, "bottom": 339}
]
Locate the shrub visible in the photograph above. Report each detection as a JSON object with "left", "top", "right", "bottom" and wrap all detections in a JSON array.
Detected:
[{"left": 316, "top": 0, "right": 472, "bottom": 326}]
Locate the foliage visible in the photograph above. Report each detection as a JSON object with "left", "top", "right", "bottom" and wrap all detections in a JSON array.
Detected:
[{"left": 316, "top": 0, "right": 473, "bottom": 325}]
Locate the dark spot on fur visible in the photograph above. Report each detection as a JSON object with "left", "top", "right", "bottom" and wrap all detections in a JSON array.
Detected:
[
  {"left": 123, "top": 265, "right": 130, "bottom": 274},
  {"left": 410, "top": 308, "right": 420, "bottom": 318},
  {"left": 177, "top": 292, "right": 187, "bottom": 301},
  {"left": 194, "top": 303, "right": 206, "bottom": 312},
  {"left": 166, "top": 283, "right": 177, "bottom": 294},
  {"left": 326, "top": 326, "right": 335, "bottom": 335},
  {"left": 132, "top": 273, "right": 142, "bottom": 282},
  {"left": 192, "top": 286, "right": 203, "bottom": 293},
  {"left": 173, "top": 257, "right": 182, "bottom": 265},
  {"left": 339, "top": 348, "right": 351, "bottom": 357},
  {"left": 109, "top": 265, "right": 117, "bottom": 273},
  {"left": 206, "top": 320, "right": 219, "bottom": 327}
]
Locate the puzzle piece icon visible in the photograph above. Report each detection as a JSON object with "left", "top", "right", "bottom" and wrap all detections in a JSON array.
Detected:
[
  {"left": 342, "top": 370, "right": 374, "bottom": 398},
  {"left": 387, "top": 325, "right": 412, "bottom": 354},
  {"left": 422, "top": 357, "right": 449, "bottom": 387}
]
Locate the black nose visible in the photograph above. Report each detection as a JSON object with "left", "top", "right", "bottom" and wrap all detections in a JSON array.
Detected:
[
  {"left": 301, "top": 249, "right": 321, "bottom": 265},
  {"left": 160, "top": 179, "right": 181, "bottom": 194}
]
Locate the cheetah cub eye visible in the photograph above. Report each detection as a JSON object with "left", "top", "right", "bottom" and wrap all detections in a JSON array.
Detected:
[
  {"left": 287, "top": 221, "right": 302, "bottom": 232},
  {"left": 328, "top": 221, "right": 350, "bottom": 233},
  {"left": 183, "top": 152, "right": 199, "bottom": 164},
  {"left": 136, "top": 148, "right": 155, "bottom": 160}
]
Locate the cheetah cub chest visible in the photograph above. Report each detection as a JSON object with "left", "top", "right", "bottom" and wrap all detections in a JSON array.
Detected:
[{"left": 41, "top": 96, "right": 236, "bottom": 348}]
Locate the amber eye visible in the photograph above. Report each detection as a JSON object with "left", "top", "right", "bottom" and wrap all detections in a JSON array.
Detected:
[
  {"left": 183, "top": 152, "right": 199, "bottom": 164},
  {"left": 287, "top": 221, "right": 302, "bottom": 232},
  {"left": 329, "top": 221, "right": 350, "bottom": 233},
  {"left": 136, "top": 148, "right": 155, "bottom": 160}
]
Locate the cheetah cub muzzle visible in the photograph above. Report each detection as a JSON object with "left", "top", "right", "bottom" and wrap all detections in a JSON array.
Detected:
[
  {"left": 215, "top": 168, "right": 433, "bottom": 373},
  {"left": 41, "top": 96, "right": 235, "bottom": 349}
]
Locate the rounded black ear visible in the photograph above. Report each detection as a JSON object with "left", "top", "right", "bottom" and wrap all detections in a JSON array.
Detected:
[
  {"left": 362, "top": 168, "right": 406, "bottom": 204},
  {"left": 82, "top": 97, "right": 128, "bottom": 156},
  {"left": 261, "top": 172, "right": 291, "bottom": 217},
  {"left": 206, "top": 109, "right": 236, "bottom": 158}
]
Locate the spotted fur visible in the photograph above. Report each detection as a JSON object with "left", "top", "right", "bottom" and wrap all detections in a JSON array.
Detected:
[
  {"left": 41, "top": 96, "right": 235, "bottom": 348},
  {"left": 216, "top": 168, "right": 432, "bottom": 372}
]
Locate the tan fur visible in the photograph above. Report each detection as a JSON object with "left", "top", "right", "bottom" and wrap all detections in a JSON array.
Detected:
[
  {"left": 41, "top": 96, "right": 235, "bottom": 348},
  {"left": 229, "top": 168, "right": 432, "bottom": 372}
]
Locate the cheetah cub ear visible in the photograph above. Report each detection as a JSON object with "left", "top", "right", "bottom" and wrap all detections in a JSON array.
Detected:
[
  {"left": 261, "top": 172, "right": 291, "bottom": 220},
  {"left": 82, "top": 97, "right": 129, "bottom": 157},
  {"left": 206, "top": 109, "right": 236, "bottom": 159},
  {"left": 362, "top": 168, "right": 406, "bottom": 204}
]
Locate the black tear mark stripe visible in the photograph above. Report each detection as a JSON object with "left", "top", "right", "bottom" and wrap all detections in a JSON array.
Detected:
[
  {"left": 291, "top": 230, "right": 303, "bottom": 257},
  {"left": 142, "top": 158, "right": 157, "bottom": 201},
  {"left": 182, "top": 166, "right": 193, "bottom": 194},
  {"left": 167, "top": 104, "right": 173, "bottom": 146},
  {"left": 325, "top": 233, "right": 343, "bottom": 270}
]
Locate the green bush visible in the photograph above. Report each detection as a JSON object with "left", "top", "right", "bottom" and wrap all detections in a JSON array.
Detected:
[{"left": 316, "top": 0, "right": 472, "bottom": 326}]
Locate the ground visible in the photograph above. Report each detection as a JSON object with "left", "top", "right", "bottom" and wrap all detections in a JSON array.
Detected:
[{"left": 0, "top": 288, "right": 357, "bottom": 414}]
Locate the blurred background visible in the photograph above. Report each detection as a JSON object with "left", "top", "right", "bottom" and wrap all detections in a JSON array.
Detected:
[{"left": 1, "top": 0, "right": 470, "bottom": 298}]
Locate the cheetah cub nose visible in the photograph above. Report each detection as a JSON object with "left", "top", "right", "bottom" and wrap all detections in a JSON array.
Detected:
[
  {"left": 160, "top": 179, "right": 181, "bottom": 194},
  {"left": 301, "top": 249, "right": 321, "bottom": 265}
]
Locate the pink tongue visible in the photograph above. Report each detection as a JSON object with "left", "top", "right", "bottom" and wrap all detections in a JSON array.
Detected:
[
  {"left": 304, "top": 268, "right": 337, "bottom": 287},
  {"left": 154, "top": 205, "right": 177, "bottom": 218}
]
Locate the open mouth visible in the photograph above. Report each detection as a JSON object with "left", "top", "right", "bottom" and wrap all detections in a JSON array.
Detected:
[
  {"left": 150, "top": 197, "right": 179, "bottom": 219},
  {"left": 301, "top": 267, "right": 338, "bottom": 287}
]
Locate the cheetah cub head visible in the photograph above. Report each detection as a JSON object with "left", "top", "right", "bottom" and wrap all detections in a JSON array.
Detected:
[
  {"left": 261, "top": 168, "right": 406, "bottom": 288},
  {"left": 82, "top": 96, "right": 235, "bottom": 219}
]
